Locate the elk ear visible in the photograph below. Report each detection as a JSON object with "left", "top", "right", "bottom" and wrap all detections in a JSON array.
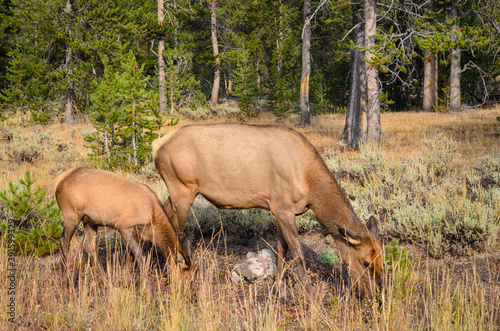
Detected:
[
  {"left": 335, "top": 223, "right": 361, "bottom": 246},
  {"left": 366, "top": 216, "right": 378, "bottom": 235},
  {"left": 177, "top": 237, "right": 193, "bottom": 270},
  {"left": 182, "top": 237, "right": 193, "bottom": 256}
]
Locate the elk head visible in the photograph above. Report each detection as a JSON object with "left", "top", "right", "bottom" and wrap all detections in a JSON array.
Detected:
[{"left": 335, "top": 216, "right": 383, "bottom": 300}]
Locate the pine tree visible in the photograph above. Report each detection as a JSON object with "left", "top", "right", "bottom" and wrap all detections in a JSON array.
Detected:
[
  {"left": 0, "top": 170, "right": 63, "bottom": 257},
  {"left": 114, "top": 51, "right": 156, "bottom": 168},
  {"left": 266, "top": 0, "right": 302, "bottom": 118},
  {"left": 232, "top": 47, "right": 258, "bottom": 117},
  {"left": 85, "top": 55, "right": 120, "bottom": 167},
  {"left": 163, "top": 44, "right": 203, "bottom": 112},
  {"left": 1, "top": 0, "right": 54, "bottom": 124}
]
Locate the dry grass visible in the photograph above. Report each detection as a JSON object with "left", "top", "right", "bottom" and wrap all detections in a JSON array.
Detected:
[
  {"left": 1, "top": 106, "right": 499, "bottom": 329},
  {"left": 1, "top": 228, "right": 499, "bottom": 330}
]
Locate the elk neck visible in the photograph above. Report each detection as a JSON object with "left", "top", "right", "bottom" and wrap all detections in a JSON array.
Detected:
[{"left": 308, "top": 167, "right": 364, "bottom": 236}]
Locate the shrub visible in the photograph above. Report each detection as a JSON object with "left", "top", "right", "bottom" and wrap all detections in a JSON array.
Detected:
[
  {"left": 422, "top": 133, "right": 456, "bottom": 177},
  {"left": 178, "top": 101, "right": 241, "bottom": 120},
  {"left": 324, "top": 139, "right": 499, "bottom": 258},
  {"left": 185, "top": 196, "right": 275, "bottom": 244},
  {"left": 0, "top": 170, "right": 63, "bottom": 257},
  {"left": 0, "top": 126, "right": 78, "bottom": 164},
  {"left": 317, "top": 248, "right": 340, "bottom": 266}
]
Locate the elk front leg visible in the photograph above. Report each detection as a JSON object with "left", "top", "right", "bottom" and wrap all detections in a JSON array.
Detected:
[
  {"left": 120, "top": 228, "right": 147, "bottom": 277},
  {"left": 275, "top": 210, "right": 309, "bottom": 289},
  {"left": 275, "top": 224, "right": 291, "bottom": 300}
]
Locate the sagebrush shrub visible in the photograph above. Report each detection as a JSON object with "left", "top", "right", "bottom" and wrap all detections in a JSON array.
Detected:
[
  {"left": 317, "top": 248, "right": 340, "bottom": 266},
  {"left": 1, "top": 126, "right": 78, "bottom": 164},
  {"left": 422, "top": 133, "right": 456, "bottom": 177},
  {"left": 324, "top": 139, "right": 499, "bottom": 257}
]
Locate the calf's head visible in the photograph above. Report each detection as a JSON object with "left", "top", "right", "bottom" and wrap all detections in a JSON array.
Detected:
[
  {"left": 176, "top": 237, "right": 194, "bottom": 273},
  {"left": 335, "top": 216, "right": 383, "bottom": 300}
]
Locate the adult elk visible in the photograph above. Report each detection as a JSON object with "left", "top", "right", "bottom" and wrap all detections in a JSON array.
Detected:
[
  {"left": 54, "top": 167, "right": 192, "bottom": 288},
  {"left": 153, "top": 124, "right": 383, "bottom": 299}
]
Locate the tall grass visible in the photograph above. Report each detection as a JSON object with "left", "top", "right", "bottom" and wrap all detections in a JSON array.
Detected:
[
  {"left": 1, "top": 227, "right": 499, "bottom": 330},
  {"left": 1, "top": 107, "right": 499, "bottom": 329}
]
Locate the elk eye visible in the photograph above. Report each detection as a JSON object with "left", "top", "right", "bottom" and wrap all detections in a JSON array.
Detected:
[{"left": 363, "top": 261, "right": 370, "bottom": 268}]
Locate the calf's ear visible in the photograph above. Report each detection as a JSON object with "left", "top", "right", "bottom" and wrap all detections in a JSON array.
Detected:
[
  {"left": 182, "top": 237, "right": 193, "bottom": 256},
  {"left": 366, "top": 216, "right": 378, "bottom": 235}
]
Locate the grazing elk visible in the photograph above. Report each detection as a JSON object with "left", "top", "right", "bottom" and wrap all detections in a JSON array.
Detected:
[
  {"left": 54, "top": 167, "right": 192, "bottom": 288},
  {"left": 152, "top": 123, "right": 383, "bottom": 299}
]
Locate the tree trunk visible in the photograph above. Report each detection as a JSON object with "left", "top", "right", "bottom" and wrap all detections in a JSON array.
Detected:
[
  {"left": 210, "top": 0, "right": 220, "bottom": 106},
  {"left": 364, "top": 0, "right": 381, "bottom": 144},
  {"left": 449, "top": 0, "right": 461, "bottom": 112},
  {"left": 104, "top": 129, "right": 111, "bottom": 162},
  {"left": 132, "top": 98, "right": 137, "bottom": 167},
  {"left": 299, "top": 0, "right": 311, "bottom": 126},
  {"left": 422, "top": 52, "right": 438, "bottom": 111},
  {"left": 341, "top": 8, "right": 363, "bottom": 148},
  {"left": 64, "top": 48, "right": 74, "bottom": 125},
  {"left": 422, "top": 0, "right": 438, "bottom": 112},
  {"left": 64, "top": 0, "right": 74, "bottom": 125},
  {"left": 158, "top": 0, "right": 167, "bottom": 113}
]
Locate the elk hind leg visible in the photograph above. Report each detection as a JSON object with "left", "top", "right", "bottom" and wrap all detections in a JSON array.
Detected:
[{"left": 60, "top": 211, "right": 80, "bottom": 290}]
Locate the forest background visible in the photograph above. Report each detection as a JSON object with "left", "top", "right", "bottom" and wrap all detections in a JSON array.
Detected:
[
  {"left": 1, "top": 0, "right": 499, "bottom": 136},
  {"left": 1, "top": 1, "right": 500, "bottom": 329}
]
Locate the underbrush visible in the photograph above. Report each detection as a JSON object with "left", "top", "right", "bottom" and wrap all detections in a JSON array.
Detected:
[
  {"left": 326, "top": 135, "right": 500, "bottom": 257},
  {"left": 0, "top": 170, "right": 62, "bottom": 257},
  {"left": 1, "top": 111, "right": 499, "bottom": 329},
  {"left": 177, "top": 101, "right": 242, "bottom": 120},
  {"left": 0, "top": 125, "right": 79, "bottom": 166},
  {"left": 184, "top": 196, "right": 276, "bottom": 244},
  {"left": 1, "top": 230, "right": 498, "bottom": 330}
]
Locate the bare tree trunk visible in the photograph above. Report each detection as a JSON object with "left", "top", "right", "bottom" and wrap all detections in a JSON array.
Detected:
[
  {"left": 210, "top": 0, "right": 220, "bottom": 106},
  {"left": 364, "top": 0, "right": 381, "bottom": 144},
  {"left": 422, "top": 52, "right": 438, "bottom": 111},
  {"left": 64, "top": 0, "right": 74, "bottom": 125},
  {"left": 299, "top": 0, "right": 311, "bottom": 127},
  {"left": 341, "top": 8, "right": 363, "bottom": 148},
  {"left": 449, "top": 0, "right": 461, "bottom": 112},
  {"left": 277, "top": 12, "right": 283, "bottom": 74},
  {"left": 132, "top": 98, "right": 138, "bottom": 167},
  {"left": 104, "top": 129, "right": 111, "bottom": 162},
  {"left": 158, "top": 0, "right": 167, "bottom": 113},
  {"left": 422, "top": 0, "right": 438, "bottom": 112},
  {"left": 64, "top": 48, "right": 74, "bottom": 125}
]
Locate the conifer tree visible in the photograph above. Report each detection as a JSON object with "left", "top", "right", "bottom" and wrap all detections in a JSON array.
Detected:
[
  {"left": 1, "top": 0, "right": 54, "bottom": 124},
  {"left": 115, "top": 51, "right": 156, "bottom": 168},
  {"left": 163, "top": 45, "right": 202, "bottom": 112},
  {"left": 232, "top": 46, "right": 258, "bottom": 117},
  {"left": 85, "top": 55, "right": 120, "bottom": 167}
]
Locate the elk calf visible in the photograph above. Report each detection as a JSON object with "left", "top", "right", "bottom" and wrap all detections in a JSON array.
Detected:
[{"left": 54, "top": 167, "right": 191, "bottom": 288}]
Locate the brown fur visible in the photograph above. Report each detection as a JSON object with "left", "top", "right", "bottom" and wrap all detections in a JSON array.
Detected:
[
  {"left": 54, "top": 167, "right": 191, "bottom": 288},
  {"left": 153, "top": 123, "right": 383, "bottom": 298}
]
